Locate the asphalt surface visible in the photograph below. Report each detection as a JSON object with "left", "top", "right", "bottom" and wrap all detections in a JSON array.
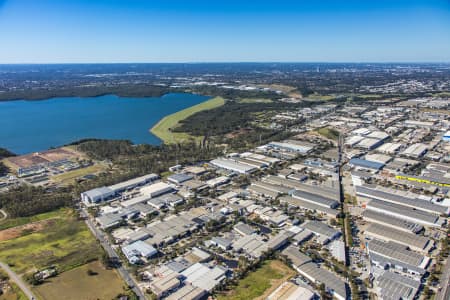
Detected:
[
  {"left": 0, "top": 261, "right": 36, "bottom": 300},
  {"left": 80, "top": 209, "right": 146, "bottom": 299},
  {"left": 436, "top": 257, "right": 450, "bottom": 300}
]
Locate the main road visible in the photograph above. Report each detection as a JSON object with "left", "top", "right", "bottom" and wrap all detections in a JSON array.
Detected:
[
  {"left": 0, "top": 261, "right": 36, "bottom": 300},
  {"left": 80, "top": 208, "right": 146, "bottom": 299},
  {"left": 436, "top": 256, "right": 450, "bottom": 300}
]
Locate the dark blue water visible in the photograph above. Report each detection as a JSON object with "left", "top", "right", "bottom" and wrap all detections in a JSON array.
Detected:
[{"left": 0, "top": 93, "right": 210, "bottom": 154}]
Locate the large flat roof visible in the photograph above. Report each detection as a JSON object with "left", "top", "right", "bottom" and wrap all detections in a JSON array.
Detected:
[
  {"left": 365, "top": 223, "right": 429, "bottom": 250},
  {"left": 357, "top": 185, "right": 448, "bottom": 215},
  {"left": 298, "top": 262, "right": 348, "bottom": 299},
  {"left": 367, "top": 199, "right": 439, "bottom": 225},
  {"left": 279, "top": 196, "right": 339, "bottom": 217},
  {"left": 361, "top": 210, "right": 423, "bottom": 233},
  {"left": 368, "top": 239, "right": 425, "bottom": 267}
]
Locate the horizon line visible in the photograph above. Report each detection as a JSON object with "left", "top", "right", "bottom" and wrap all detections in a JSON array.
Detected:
[{"left": 1, "top": 61, "right": 450, "bottom": 65}]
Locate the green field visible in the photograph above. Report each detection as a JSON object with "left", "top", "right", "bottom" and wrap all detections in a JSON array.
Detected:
[
  {"left": 33, "top": 261, "right": 126, "bottom": 300},
  {"left": 0, "top": 209, "right": 103, "bottom": 274},
  {"left": 216, "top": 260, "right": 295, "bottom": 300},
  {"left": 0, "top": 209, "right": 66, "bottom": 231},
  {"left": 315, "top": 127, "right": 340, "bottom": 141},
  {"left": 151, "top": 96, "right": 225, "bottom": 143},
  {"left": 238, "top": 98, "right": 273, "bottom": 104},
  {"left": 51, "top": 164, "right": 106, "bottom": 184}
]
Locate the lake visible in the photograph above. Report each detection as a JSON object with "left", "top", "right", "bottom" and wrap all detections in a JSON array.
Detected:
[{"left": 0, "top": 93, "right": 210, "bottom": 154}]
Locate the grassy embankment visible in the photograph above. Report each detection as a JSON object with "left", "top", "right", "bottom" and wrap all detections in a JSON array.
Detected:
[
  {"left": 151, "top": 96, "right": 225, "bottom": 144},
  {"left": 216, "top": 260, "right": 296, "bottom": 300},
  {"left": 0, "top": 209, "right": 103, "bottom": 274}
]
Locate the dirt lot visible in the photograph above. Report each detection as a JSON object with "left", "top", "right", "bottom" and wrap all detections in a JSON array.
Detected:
[
  {"left": 6, "top": 147, "right": 83, "bottom": 169},
  {"left": 0, "top": 219, "right": 56, "bottom": 242}
]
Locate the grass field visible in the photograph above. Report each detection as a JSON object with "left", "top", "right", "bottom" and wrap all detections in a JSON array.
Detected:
[
  {"left": 151, "top": 96, "right": 225, "bottom": 143},
  {"left": 238, "top": 98, "right": 273, "bottom": 104},
  {"left": 51, "top": 164, "right": 106, "bottom": 184},
  {"left": 0, "top": 209, "right": 66, "bottom": 231},
  {"left": 33, "top": 261, "right": 126, "bottom": 300},
  {"left": 315, "top": 127, "right": 340, "bottom": 141},
  {"left": 216, "top": 260, "right": 296, "bottom": 300},
  {"left": 0, "top": 209, "right": 103, "bottom": 274},
  {"left": 305, "top": 93, "right": 336, "bottom": 101}
]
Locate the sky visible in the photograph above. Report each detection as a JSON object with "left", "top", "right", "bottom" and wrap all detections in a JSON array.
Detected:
[{"left": 0, "top": 0, "right": 449, "bottom": 63}]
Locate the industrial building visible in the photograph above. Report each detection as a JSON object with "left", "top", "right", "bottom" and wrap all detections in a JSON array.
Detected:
[
  {"left": 401, "top": 143, "right": 428, "bottom": 158},
  {"left": 291, "top": 190, "right": 339, "bottom": 209},
  {"left": 140, "top": 182, "right": 173, "bottom": 198},
  {"left": 210, "top": 157, "right": 257, "bottom": 174},
  {"left": 361, "top": 210, "right": 423, "bottom": 234},
  {"left": 167, "top": 173, "right": 194, "bottom": 185},
  {"left": 356, "top": 185, "right": 449, "bottom": 216},
  {"left": 376, "top": 271, "right": 420, "bottom": 300},
  {"left": 81, "top": 173, "right": 159, "bottom": 204},
  {"left": 267, "top": 140, "right": 314, "bottom": 154},
  {"left": 364, "top": 223, "right": 431, "bottom": 252},
  {"left": 279, "top": 196, "right": 339, "bottom": 218},
  {"left": 301, "top": 221, "right": 341, "bottom": 244},
  {"left": 267, "top": 281, "right": 315, "bottom": 300},
  {"left": 368, "top": 239, "right": 429, "bottom": 277},
  {"left": 365, "top": 199, "right": 444, "bottom": 227},
  {"left": 121, "top": 240, "right": 158, "bottom": 264},
  {"left": 180, "top": 263, "right": 228, "bottom": 292}
]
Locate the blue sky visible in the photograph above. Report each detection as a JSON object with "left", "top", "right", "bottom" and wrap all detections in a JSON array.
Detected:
[{"left": 0, "top": 0, "right": 449, "bottom": 63}]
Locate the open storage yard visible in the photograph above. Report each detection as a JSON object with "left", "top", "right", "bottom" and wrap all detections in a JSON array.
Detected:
[
  {"left": 33, "top": 261, "right": 126, "bottom": 300},
  {"left": 216, "top": 260, "right": 296, "bottom": 300}
]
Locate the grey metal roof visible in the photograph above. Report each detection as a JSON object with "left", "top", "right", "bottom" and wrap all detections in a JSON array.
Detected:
[
  {"left": 349, "top": 158, "right": 384, "bottom": 170},
  {"left": 367, "top": 199, "right": 439, "bottom": 225},
  {"left": 365, "top": 223, "right": 429, "bottom": 250},
  {"left": 279, "top": 196, "right": 339, "bottom": 217},
  {"left": 361, "top": 210, "right": 423, "bottom": 233},
  {"left": 302, "top": 221, "right": 341, "bottom": 239},
  {"left": 298, "top": 262, "right": 348, "bottom": 299},
  {"left": 282, "top": 245, "right": 312, "bottom": 267},
  {"left": 264, "top": 175, "right": 339, "bottom": 199},
  {"left": 168, "top": 173, "right": 194, "bottom": 183},
  {"left": 292, "top": 190, "right": 339, "bottom": 208},
  {"left": 377, "top": 271, "right": 420, "bottom": 300},
  {"left": 357, "top": 185, "right": 448, "bottom": 215},
  {"left": 368, "top": 239, "right": 425, "bottom": 267}
]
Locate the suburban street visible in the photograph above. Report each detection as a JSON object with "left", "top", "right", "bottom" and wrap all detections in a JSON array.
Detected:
[
  {"left": 80, "top": 208, "right": 146, "bottom": 299},
  {"left": 0, "top": 261, "right": 36, "bottom": 300}
]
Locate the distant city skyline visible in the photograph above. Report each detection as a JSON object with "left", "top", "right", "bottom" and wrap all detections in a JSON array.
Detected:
[{"left": 0, "top": 0, "right": 449, "bottom": 63}]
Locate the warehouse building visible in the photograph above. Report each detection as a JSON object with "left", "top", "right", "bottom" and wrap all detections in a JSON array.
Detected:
[
  {"left": 267, "top": 140, "right": 314, "bottom": 154},
  {"left": 349, "top": 158, "right": 384, "bottom": 172},
  {"left": 356, "top": 185, "right": 449, "bottom": 216},
  {"left": 267, "top": 281, "right": 315, "bottom": 300},
  {"left": 167, "top": 173, "right": 194, "bottom": 185},
  {"left": 368, "top": 239, "right": 429, "bottom": 277},
  {"left": 361, "top": 210, "right": 423, "bottom": 234},
  {"left": 291, "top": 190, "right": 340, "bottom": 209},
  {"left": 279, "top": 196, "right": 339, "bottom": 218},
  {"left": 140, "top": 182, "right": 174, "bottom": 198},
  {"left": 180, "top": 263, "right": 228, "bottom": 292},
  {"left": 376, "top": 271, "right": 420, "bottom": 300},
  {"left": 364, "top": 223, "right": 431, "bottom": 252},
  {"left": 401, "top": 143, "right": 428, "bottom": 158},
  {"left": 210, "top": 157, "right": 257, "bottom": 174},
  {"left": 297, "top": 262, "right": 349, "bottom": 300},
  {"left": 301, "top": 221, "right": 341, "bottom": 244},
  {"left": 365, "top": 199, "right": 444, "bottom": 227},
  {"left": 121, "top": 240, "right": 158, "bottom": 264}
]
